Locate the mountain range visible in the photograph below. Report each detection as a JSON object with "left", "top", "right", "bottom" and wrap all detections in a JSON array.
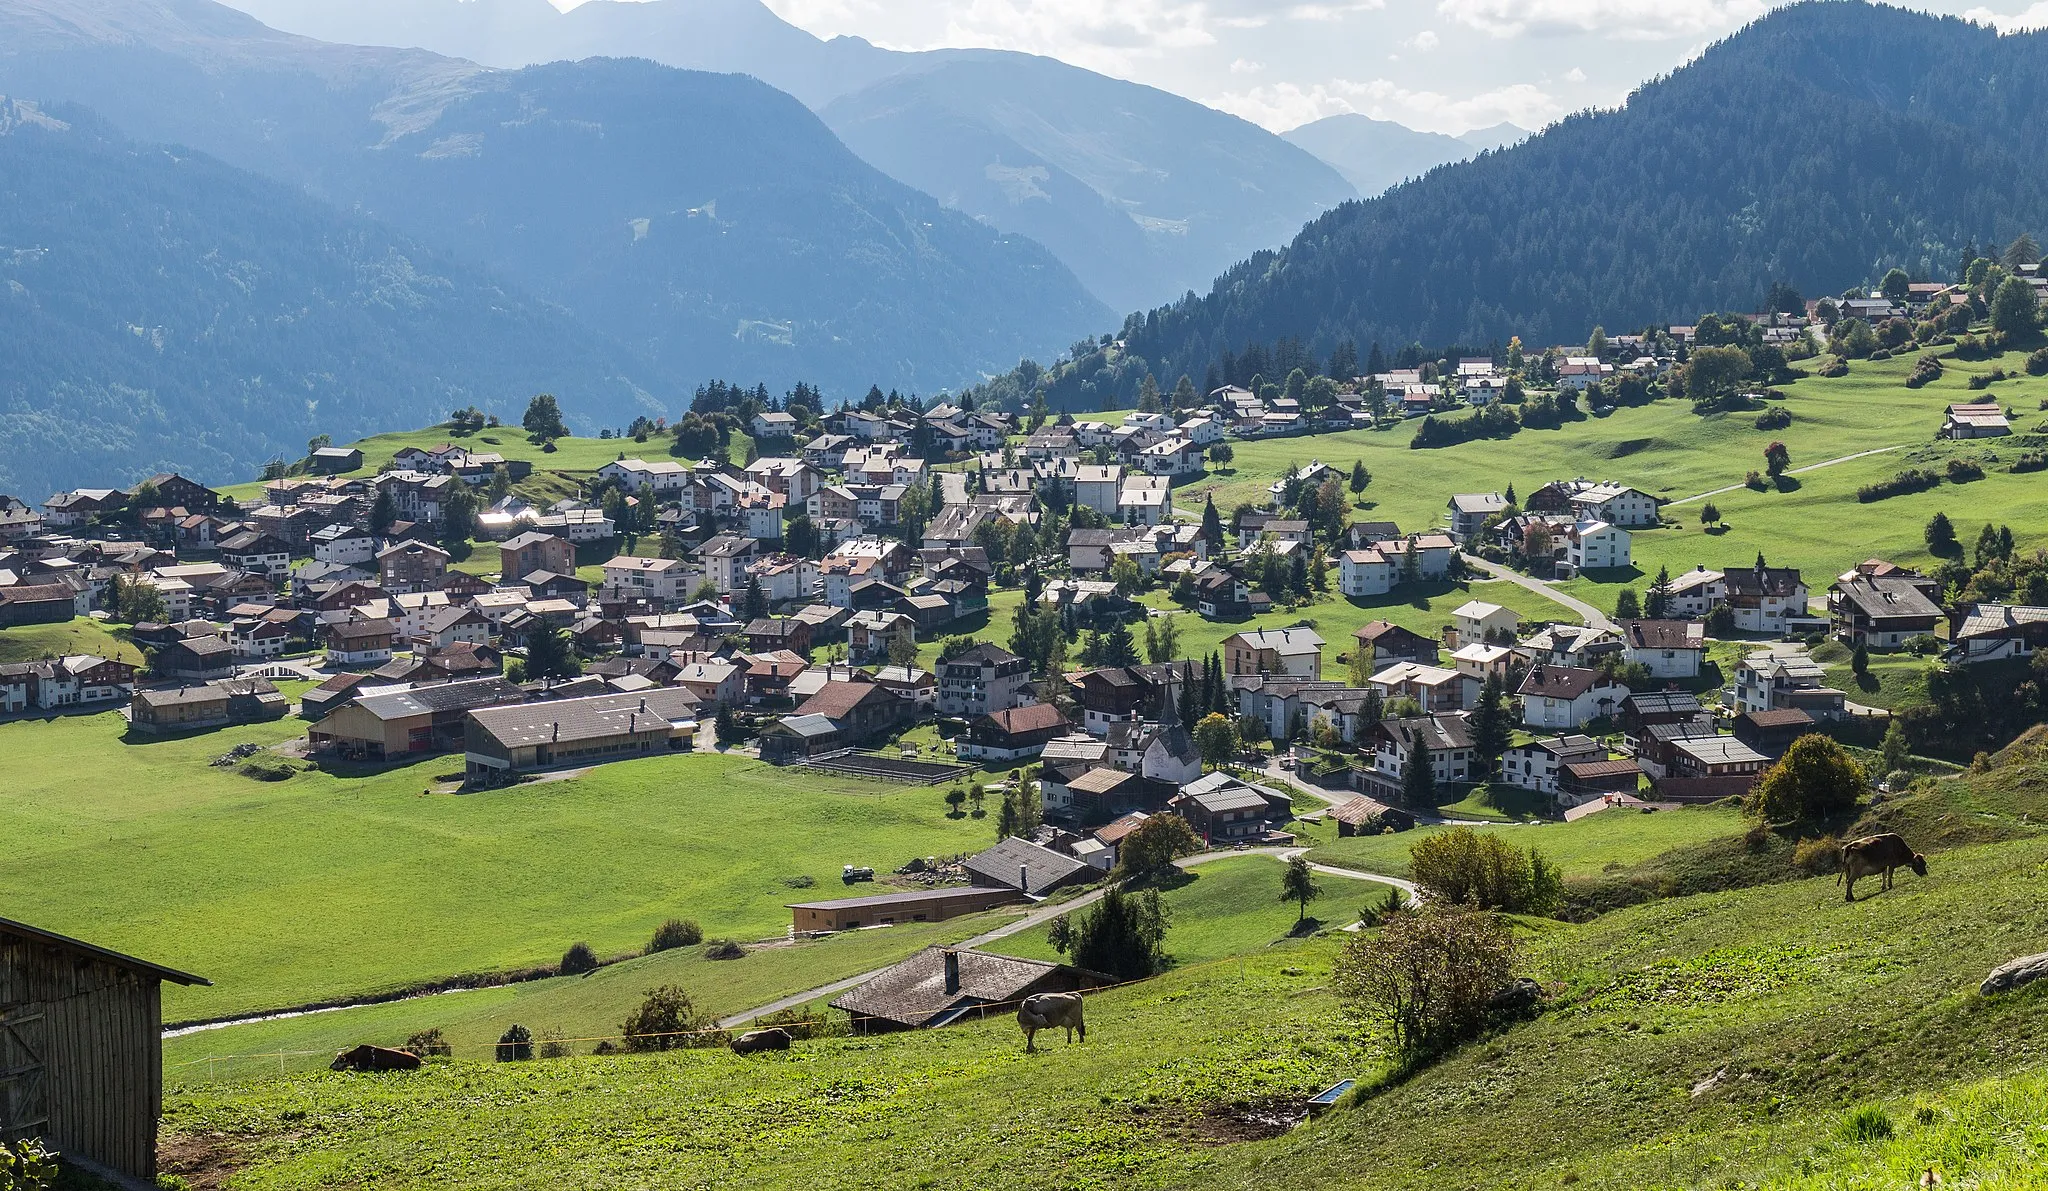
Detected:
[
  {"left": 0, "top": 0, "right": 1112, "bottom": 492},
  {"left": 1109, "top": 2, "right": 2048, "bottom": 401},
  {"left": 1282, "top": 115, "right": 1525, "bottom": 198},
  {"left": 217, "top": 0, "right": 1361, "bottom": 314}
]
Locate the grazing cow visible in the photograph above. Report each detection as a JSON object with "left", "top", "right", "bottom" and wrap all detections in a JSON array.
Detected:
[
  {"left": 331, "top": 1044, "right": 423, "bottom": 1073},
  {"left": 1017, "top": 992, "right": 1086, "bottom": 1053},
  {"left": 730, "top": 1028, "right": 793, "bottom": 1055},
  {"left": 1839, "top": 832, "right": 1928, "bottom": 902}
]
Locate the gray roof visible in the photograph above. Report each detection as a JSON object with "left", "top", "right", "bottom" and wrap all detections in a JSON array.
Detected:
[
  {"left": 961, "top": 837, "right": 1092, "bottom": 894},
  {"left": 346, "top": 677, "right": 525, "bottom": 721},
  {"left": 468, "top": 687, "right": 700, "bottom": 747},
  {"left": 831, "top": 946, "right": 1083, "bottom": 1028},
  {"left": 1672, "top": 736, "right": 1771, "bottom": 766}
]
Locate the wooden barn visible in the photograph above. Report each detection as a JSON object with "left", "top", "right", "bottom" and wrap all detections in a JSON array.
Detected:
[{"left": 0, "top": 917, "right": 208, "bottom": 1184}]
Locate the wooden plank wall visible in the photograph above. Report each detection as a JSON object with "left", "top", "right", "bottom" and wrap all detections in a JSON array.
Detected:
[{"left": 0, "top": 936, "right": 162, "bottom": 1180}]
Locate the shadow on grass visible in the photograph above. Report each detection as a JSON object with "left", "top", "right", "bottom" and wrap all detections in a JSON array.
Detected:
[
  {"left": 1704, "top": 524, "right": 1731, "bottom": 535},
  {"left": 1853, "top": 671, "right": 1882, "bottom": 693},
  {"left": 1773, "top": 475, "right": 1803, "bottom": 493}
]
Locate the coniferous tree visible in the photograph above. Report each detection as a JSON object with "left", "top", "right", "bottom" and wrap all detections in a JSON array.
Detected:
[
  {"left": 742, "top": 576, "right": 768, "bottom": 623},
  {"left": 525, "top": 622, "right": 582, "bottom": 681},
  {"left": 1644, "top": 566, "right": 1675, "bottom": 619},
  {"left": 1402, "top": 740, "right": 1436, "bottom": 807},
  {"left": 1469, "top": 673, "right": 1512, "bottom": 781}
]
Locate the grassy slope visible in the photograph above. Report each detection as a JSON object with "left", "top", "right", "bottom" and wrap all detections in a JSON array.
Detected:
[
  {"left": 1000, "top": 856, "right": 1395, "bottom": 969},
  {"left": 1306, "top": 802, "right": 1751, "bottom": 881},
  {"left": 0, "top": 709, "right": 998, "bottom": 1021},
  {"left": 163, "top": 912, "right": 1018, "bottom": 1086},
  {"left": 163, "top": 825, "right": 2048, "bottom": 1190},
  {"left": 0, "top": 618, "right": 143, "bottom": 665}
]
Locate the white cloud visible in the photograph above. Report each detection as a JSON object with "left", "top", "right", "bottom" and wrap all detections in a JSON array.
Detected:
[
  {"left": 1565, "top": 65, "right": 1587, "bottom": 80},
  {"left": 1962, "top": 2, "right": 2048, "bottom": 30},
  {"left": 1435, "top": 0, "right": 1766, "bottom": 40},
  {"left": 1230, "top": 57, "right": 1266, "bottom": 73},
  {"left": 1287, "top": 1, "right": 1387, "bottom": 20},
  {"left": 1406, "top": 29, "right": 1442, "bottom": 50},
  {"left": 1212, "top": 78, "right": 1561, "bottom": 134}
]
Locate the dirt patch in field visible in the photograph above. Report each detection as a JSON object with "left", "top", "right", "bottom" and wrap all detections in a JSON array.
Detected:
[
  {"left": 1139, "top": 1096, "right": 1312, "bottom": 1145},
  {"left": 158, "top": 1132, "right": 243, "bottom": 1190}
]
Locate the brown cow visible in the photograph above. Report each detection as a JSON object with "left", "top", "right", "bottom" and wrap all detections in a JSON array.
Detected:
[
  {"left": 1839, "top": 832, "right": 1927, "bottom": 902},
  {"left": 1017, "top": 992, "right": 1085, "bottom": 1053},
  {"left": 331, "top": 1044, "right": 423, "bottom": 1073},
  {"left": 730, "top": 1028, "right": 793, "bottom": 1055}
]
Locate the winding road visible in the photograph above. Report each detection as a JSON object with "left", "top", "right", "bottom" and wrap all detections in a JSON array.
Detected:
[
  {"left": 715, "top": 847, "right": 1410, "bottom": 1028},
  {"left": 1462, "top": 554, "right": 1616, "bottom": 631},
  {"left": 1662, "top": 444, "right": 1907, "bottom": 508}
]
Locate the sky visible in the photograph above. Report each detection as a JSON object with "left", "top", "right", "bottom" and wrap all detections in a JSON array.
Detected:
[{"left": 553, "top": 0, "right": 2048, "bottom": 136}]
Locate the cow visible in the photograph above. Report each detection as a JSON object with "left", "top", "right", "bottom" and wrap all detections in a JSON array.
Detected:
[
  {"left": 1839, "top": 832, "right": 1928, "bottom": 902},
  {"left": 331, "top": 1044, "right": 423, "bottom": 1073},
  {"left": 1017, "top": 992, "right": 1086, "bottom": 1053},
  {"left": 730, "top": 1028, "right": 793, "bottom": 1055}
]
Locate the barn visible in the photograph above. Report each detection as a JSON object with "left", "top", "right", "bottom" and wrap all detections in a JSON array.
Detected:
[{"left": 0, "top": 917, "right": 208, "bottom": 1184}]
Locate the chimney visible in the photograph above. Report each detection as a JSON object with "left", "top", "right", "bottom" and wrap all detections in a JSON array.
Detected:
[
  {"left": 1019, "top": 863, "right": 1031, "bottom": 894},
  {"left": 943, "top": 949, "right": 961, "bottom": 994}
]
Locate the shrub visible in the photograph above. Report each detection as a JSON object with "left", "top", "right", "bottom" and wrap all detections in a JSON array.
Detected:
[
  {"left": 0, "top": 1138, "right": 57, "bottom": 1191},
  {"left": 1946, "top": 458, "right": 1985, "bottom": 483},
  {"left": 1857, "top": 468, "right": 1942, "bottom": 503},
  {"left": 2010, "top": 451, "right": 2048, "bottom": 474},
  {"left": 1817, "top": 358, "right": 1849, "bottom": 378},
  {"left": 1753, "top": 406, "right": 1792, "bottom": 430},
  {"left": 1904, "top": 353, "right": 1943, "bottom": 388},
  {"left": 236, "top": 754, "right": 301, "bottom": 782},
  {"left": 646, "top": 919, "right": 702, "bottom": 954},
  {"left": 404, "top": 1027, "right": 451, "bottom": 1057},
  {"left": 1069, "top": 888, "right": 1172, "bottom": 979},
  {"left": 621, "top": 985, "right": 698, "bottom": 1052},
  {"left": 1838, "top": 1103, "right": 1896, "bottom": 1142},
  {"left": 704, "top": 938, "right": 747, "bottom": 960},
  {"left": 2030, "top": 348, "right": 2048, "bottom": 376},
  {"left": 1868, "top": 348, "right": 1892, "bottom": 361},
  {"left": 1116, "top": 813, "right": 1202, "bottom": 878},
  {"left": 1746, "top": 736, "right": 1866, "bottom": 824},
  {"left": 1745, "top": 470, "right": 1768, "bottom": 491},
  {"left": 558, "top": 941, "right": 599, "bottom": 976},
  {"left": 1411, "top": 403, "right": 1521, "bottom": 449},
  {"left": 1409, "top": 828, "right": 1564, "bottom": 914},
  {"left": 1790, "top": 835, "right": 1840, "bottom": 875},
  {"left": 495, "top": 1024, "right": 533, "bottom": 1062},
  {"left": 536, "top": 1030, "right": 573, "bottom": 1060},
  {"left": 779, "top": 874, "right": 816, "bottom": 889},
  {"left": 1331, "top": 907, "right": 1519, "bottom": 1060}
]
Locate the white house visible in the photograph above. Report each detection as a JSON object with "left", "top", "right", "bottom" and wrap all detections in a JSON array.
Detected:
[
  {"left": 1666, "top": 569, "right": 1726, "bottom": 618},
  {"left": 1139, "top": 437, "right": 1205, "bottom": 477},
  {"left": 1451, "top": 600, "right": 1521, "bottom": 648},
  {"left": 1517, "top": 665, "right": 1629, "bottom": 729},
  {"left": 311, "top": 525, "right": 377, "bottom": 567},
  {"left": 1118, "top": 477, "right": 1173, "bottom": 526},
  {"left": 601, "top": 555, "right": 695, "bottom": 606},
  {"left": 750, "top": 411, "right": 798, "bottom": 440},
  {"left": 1562, "top": 520, "right": 1631, "bottom": 575},
  {"left": 1374, "top": 534, "right": 1457, "bottom": 581},
  {"left": 1370, "top": 662, "right": 1478, "bottom": 714},
  {"left": 1567, "top": 483, "right": 1660, "bottom": 528},
  {"left": 1619, "top": 619, "right": 1707, "bottom": 679},
  {"left": 1074, "top": 465, "right": 1124, "bottom": 516},
  {"left": 1340, "top": 548, "right": 1395, "bottom": 598},
  {"left": 1501, "top": 734, "right": 1606, "bottom": 796}
]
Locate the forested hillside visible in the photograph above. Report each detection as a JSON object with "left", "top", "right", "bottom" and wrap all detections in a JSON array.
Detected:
[
  {"left": 0, "top": 0, "right": 1108, "bottom": 419},
  {"left": 1093, "top": 2, "right": 2048, "bottom": 401},
  {"left": 0, "top": 101, "right": 668, "bottom": 497}
]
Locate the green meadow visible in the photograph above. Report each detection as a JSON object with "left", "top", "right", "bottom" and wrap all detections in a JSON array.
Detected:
[
  {"left": 1306, "top": 801, "right": 1751, "bottom": 882},
  {"left": 0, "top": 709, "right": 997, "bottom": 1022}
]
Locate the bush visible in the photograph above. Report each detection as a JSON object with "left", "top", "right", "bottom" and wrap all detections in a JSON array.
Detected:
[
  {"left": 404, "top": 1027, "right": 451, "bottom": 1057},
  {"left": 1966, "top": 369, "right": 2008, "bottom": 390},
  {"left": 1857, "top": 468, "right": 1942, "bottom": 503},
  {"left": 1331, "top": 907, "right": 1519, "bottom": 1060},
  {"left": 1745, "top": 470, "right": 1768, "bottom": 491},
  {"left": 1838, "top": 1103, "right": 1896, "bottom": 1142},
  {"left": 2029, "top": 347, "right": 2048, "bottom": 376},
  {"left": 779, "top": 874, "right": 816, "bottom": 889},
  {"left": 1868, "top": 348, "right": 1892, "bottom": 361},
  {"left": 1753, "top": 406, "right": 1792, "bottom": 430},
  {"left": 2010, "top": 451, "right": 2048, "bottom": 474},
  {"left": 621, "top": 985, "right": 698, "bottom": 1052},
  {"left": 495, "top": 1024, "right": 533, "bottom": 1062},
  {"left": 1790, "top": 835, "right": 1840, "bottom": 874},
  {"left": 1408, "top": 828, "right": 1564, "bottom": 915},
  {"left": 646, "top": 918, "right": 702, "bottom": 954},
  {"left": 1411, "top": 404, "right": 1521, "bottom": 449},
  {"left": 704, "top": 938, "right": 747, "bottom": 960},
  {"left": 1818, "top": 358, "right": 1849, "bottom": 378},
  {"left": 236, "top": 753, "right": 301, "bottom": 782},
  {"left": 0, "top": 1138, "right": 57, "bottom": 1191},
  {"left": 1746, "top": 736, "right": 1866, "bottom": 824},
  {"left": 1068, "top": 888, "right": 1172, "bottom": 979},
  {"left": 1904, "top": 353, "right": 1943, "bottom": 388},
  {"left": 536, "top": 1029, "right": 573, "bottom": 1060},
  {"left": 1946, "top": 458, "right": 1985, "bottom": 483},
  {"left": 558, "top": 941, "right": 599, "bottom": 976}
]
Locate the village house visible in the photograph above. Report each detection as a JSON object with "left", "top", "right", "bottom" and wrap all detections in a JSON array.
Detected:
[
  {"left": 0, "top": 655, "right": 138, "bottom": 711},
  {"left": 1619, "top": 619, "right": 1707, "bottom": 679},
  {"left": 309, "top": 676, "right": 527, "bottom": 761},
  {"left": 1353, "top": 620, "right": 1440, "bottom": 668},
  {"left": 1446, "top": 493, "right": 1507, "bottom": 538},
  {"left": 788, "top": 887, "right": 1022, "bottom": 934},
  {"left": 1367, "top": 714, "right": 1475, "bottom": 795},
  {"left": 1065, "top": 662, "right": 1191, "bottom": 736},
  {"left": 1561, "top": 520, "right": 1631, "bottom": 575},
  {"left": 1732, "top": 645, "right": 1845, "bottom": 719},
  {"left": 1666, "top": 567, "right": 1727, "bottom": 618},
  {"left": 228, "top": 616, "right": 292, "bottom": 660},
  {"left": 1168, "top": 773, "right": 1291, "bottom": 845},
  {"left": 1723, "top": 563, "right": 1811, "bottom": 635},
  {"left": 1942, "top": 401, "right": 2012, "bottom": 439},
  {"left": 1517, "top": 665, "right": 1629, "bottom": 729},
  {"left": 1374, "top": 533, "right": 1458, "bottom": 580},
  {"left": 1830, "top": 573, "right": 1943, "bottom": 648},
  {"left": 960, "top": 703, "right": 1072, "bottom": 763},
  {"left": 601, "top": 555, "right": 695, "bottom": 607},
  {"left": 464, "top": 688, "right": 700, "bottom": 783},
  {"left": 1733, "top": 708, "right": 1818, "bottom": 759},
  {"left": 1662, "top": 735, "right": 1772, "bottom": 800},
  {"left": 1451, "top": 600, "right": 1521, "bottom": 647},
  {"left": 830, "top": 945, "right": 1112, "bottom": 1035},
  {"left": 326, "top": 618, "right": 399, "bottom": 667},
  {"left": 1500, "top": 734, "right": 1606, "bottom": 796},
  {"left": 151, "top": 634, "right": 236, "bottom": 681},
  {"left": 310, "top": 524, "right": 377, "bottom": 567},
  {"left": 938, "top": 643, "right": 1034, "bottom": 719},
  {"left": 1947, "top": 603, "right": 2048, "bottom": 665},
  {"left": 501, "top": 532, "right": 575, "bottom": 583},
  {"left": 1370, "top": 661, "right": 1478, "bottom": 714},
  {"left": 1223, "top": 627, "right": 1325, "bottom": 678},
  {"left": 130, "top": 677, "right": 287, "bottom": 734},
  {"left": 1339, "top": 547, "right": 1395, "bottom": 597},
  {"left": 376, "top": 541, "right": 451, "bottom": 594}
]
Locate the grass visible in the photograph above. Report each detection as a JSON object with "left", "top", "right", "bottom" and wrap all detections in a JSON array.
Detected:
[
  {"left": 163, "top": 911, "right": 1018, "bottom": 1086},
  {"left": 0, "top": 617, "right": 142, "bottom": 665},
  {"left": 1000, "top": 856, "right": 1395, "bottom": 969},
  {"left": 0, "top": 709, "right": 1001, "bottom": 1022},
  {"left": 158, "top": 815, "right": 2048, "bottom": 1189},
  {"left": 1306, "top": 801, "right": 1751, "bottom": 882}
]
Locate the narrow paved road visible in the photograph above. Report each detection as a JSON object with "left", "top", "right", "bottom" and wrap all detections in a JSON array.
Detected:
[
  {"left": 1664, "top": 445, "right": 1906, "bottom": 508},
  {"left": 715, "top": 849, "right": 1410, "bottom": 1028},
  {"left": 1462, "top": 554, "right": 1615, "bottom": 631}
]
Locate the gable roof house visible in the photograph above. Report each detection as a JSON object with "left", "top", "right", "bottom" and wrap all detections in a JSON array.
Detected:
[
  {"left": 1365, "top": 715, "right": 1476, "bottom": 797},
  {"left": 1517, "top": 665, "right": 1629, "bottom": 730},
  {"left": 1830, "top": 574, "right": 1943, "bottom": 649},
  {"left": 1733, "top": 645, "right": 1845, "bottom": 719},
  {"left": 1942, "top": 402, "right": 2012, "bottom": 439},
  {"left": 1619, "top": 619, "right": 1708, "bottom": 679},
  {"left": 1722, "top": 564, "right": 1812, "bottom": 635},
  {"left": 962, "top": 836, "right": 1095, "bottom": 896},
  {"left": 961, "top": 703, "right": 1072, "bottom": 763},
  {"left": 830, "top": 945, "right": 1113, "bottom": 1035},
  {"left": 1947, "top": 603, "right": 2048, "bottom": 665},
  {"left": 1224, "top": 627, "right": 1325, "bottom": 678},
  {"left": 309, "top": 676, "right": 527, "bottom": 762}
]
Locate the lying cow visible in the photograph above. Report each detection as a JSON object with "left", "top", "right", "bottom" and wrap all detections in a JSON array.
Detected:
[
  {"left": 1839, "top": 832, "right": 1928, "bottom": 902},
  {"left": 1017, "top": 992, "right": 1085, "bottom": 1053},
  {"left": 331, "top": 1044, "right": 423, "bottom": 1073},
  {"left": 730, "top": 1028, "right": 793, "bottom": 1055}
]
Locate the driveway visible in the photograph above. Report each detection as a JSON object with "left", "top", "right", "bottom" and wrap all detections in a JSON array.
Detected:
[
  {"left": 715, "top": 848, "right": 1410, "bottom": 1028},
  {"left": 1462, "top": 554, "right": 1615, "bottom": 631}
]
